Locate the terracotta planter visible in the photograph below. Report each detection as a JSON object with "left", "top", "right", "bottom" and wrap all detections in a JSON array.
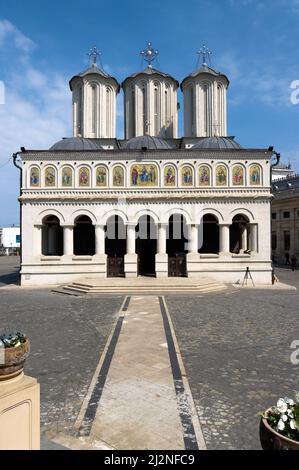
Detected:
[
  {"left": 0, "top": 338, "right": 30, "bottom": 381},
  {"left": 260, "top": 410, "right": 299, "bottom": 450}
]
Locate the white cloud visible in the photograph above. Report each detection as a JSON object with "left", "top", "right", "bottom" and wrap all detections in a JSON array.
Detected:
[
  {"left": 0, "top": 19, "right": 71, "bottom": 224},
  {"left": 0, "top": 19, "right": 35, "bottom": 53}
]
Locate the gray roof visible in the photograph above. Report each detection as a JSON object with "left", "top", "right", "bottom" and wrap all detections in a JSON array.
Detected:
[
  {"left": 49, "top": 137, "right": 102, "bottom": 151},
  {"left": 191, "top": 136, "right": 242, "bottom": 150},
  {"left": 122, "top": 135, "right": 173, "bottom": 150},
  {"left": 181, "top": 64, "right": 229, "bottom": 89},
  {"left": 122, "top": 66, "right": 179, "bottom": 88},
  {"left": 69, "top": 64, "right": 120, "bottom": 92},
  {"left": 272, "top": 175, "right": 299, "bottom": 191}
]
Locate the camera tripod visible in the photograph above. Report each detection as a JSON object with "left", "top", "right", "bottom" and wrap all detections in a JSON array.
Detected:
[{"left": 242, "top": 266, "right": 255, "bottom": 287}]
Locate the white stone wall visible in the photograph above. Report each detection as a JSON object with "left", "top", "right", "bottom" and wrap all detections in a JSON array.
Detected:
[
  {"left": 123, "top": 76, "right": 178, "bottom": 139},
  {"left": 182, "top": 75, "right": 228, "bottom": 137}
]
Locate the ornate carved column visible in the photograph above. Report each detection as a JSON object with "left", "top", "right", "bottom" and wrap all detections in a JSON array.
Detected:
[
  {"left": 250, "top": 224, "right": 258, "bottom": 253},
  {"left": 187, "top": 224, "right": 200, "bottom": 278},
  {"left": 95, "top": 224, "right": 105, "bottom": 255},
  {"left": 241, "top": 225, "right": 248, "bottom": 252}
]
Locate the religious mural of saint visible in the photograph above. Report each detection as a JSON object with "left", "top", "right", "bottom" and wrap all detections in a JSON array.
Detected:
[
  {"left": 250, "top": 165, "right": 261, "bottom": 185},
  {"left": 30, "top": 167, "right": 40, "bottom": 187},
  {"left": 45, "top": 167, "right": 56, "bottom": 187},
  {"left": 198, "top": 165, "right": 210, "bottom": 186},
  {"left": 130, "top": 164, "right": 157, "bottom": 186},
  {"left": 232, "top": 165, "right": 244, "bottom": 186},
  {"left": 216, "top": 165, "right": 227, "bottom": 186},
  {"left": 164, "top": 165, "right": 176, "bottom": 186},
  {"left": 113, "top": 166, "right": 124, "bottom": 186},
  {"left": 79, "top": 167, "right": 90, "bottom": 186},
  {"left": 96, "top": 166, "right": 107, "bottom": 186},
  {"left": 62, "top": 167, "right": 72, "bottom": 187},
  {"left": 181, "top": 166, "right": 193, "bottom": 186}
]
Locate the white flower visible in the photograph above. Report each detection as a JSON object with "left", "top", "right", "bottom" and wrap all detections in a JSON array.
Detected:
[
  {"left": 290, "top": 420, "right": 296, "bottom": 430},
  {"left": 277, "top": 419, "right": 285, "bottom": 431},
  {"left": 284, "top": 397, "right": 295, "bottom": 406},
  {"left": 277, "top": 398, "right": 288, "bottom": 413},
  {"left": 287, "top": 409, "right": 294, "bottom": 418},
  {"left": 282, "top": 414, "right": 288, "bottom": 422}
]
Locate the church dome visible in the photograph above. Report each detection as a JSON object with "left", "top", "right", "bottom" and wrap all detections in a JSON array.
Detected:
[
  {"left": 123, "top": 135, "right": 172, "bottom": 150},
  {"left": 191, "top": 137, "right": 242, "bottom": 150},
  {"left": 49, "top": 137, "right": 102, "bottom": 151}
]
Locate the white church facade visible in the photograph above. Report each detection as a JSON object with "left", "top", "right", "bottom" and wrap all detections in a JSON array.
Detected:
[{"left": 14, "top": 44, "right": 276, "bottom": 286}]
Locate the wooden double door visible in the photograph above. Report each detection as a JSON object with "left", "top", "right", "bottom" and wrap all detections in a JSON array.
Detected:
[
  {"left": 168, "top": 253, "right": 187, "bottom": 277},
  {"left": 107, "top": 255, "right": 125, "bottom": 277}
]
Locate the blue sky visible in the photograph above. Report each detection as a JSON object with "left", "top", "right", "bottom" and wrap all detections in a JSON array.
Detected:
[{"left": 0, "top": 0, "right": 299, "bottom": 225}]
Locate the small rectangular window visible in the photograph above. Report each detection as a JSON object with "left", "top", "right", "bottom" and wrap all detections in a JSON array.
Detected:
[
  {"left": 283, "top": 211, "right": 290, "bottom": 219},
  {"left": 272, "top": 232, "right": 277, "bottom": 250},
  {"left": 284, "top": 231, "right": 290, "bottom": 251},
  {"left": 272, "top": 213, "right": 277, "bottom": 220},
  {"left": 297, "top": 210, "right": 299, "bottom": 218}
]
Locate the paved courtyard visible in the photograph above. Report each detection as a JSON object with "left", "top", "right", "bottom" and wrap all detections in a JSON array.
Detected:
[{"left": 0, "top": 256, "right": 298, "bottom": 449}]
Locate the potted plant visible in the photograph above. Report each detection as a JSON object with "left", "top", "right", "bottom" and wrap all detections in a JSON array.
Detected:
[
  {"left": 260, "top": 395, "right": 299, "bottom": 450},
  {"left": 0, "top": 332, "right": 30, "bottom": 381}
]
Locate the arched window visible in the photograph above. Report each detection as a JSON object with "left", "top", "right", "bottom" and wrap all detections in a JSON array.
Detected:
[
  {"left": 106, "top": 86, "right": 112, "bottom": 137},
  {"left": 199, "top": 214, "right": 219, "bottom": 254},
  {"left": 230, "top": 214, "right": 249, "bottom": 253},
  {"left": 73, "top": 216, "right": 95, "bottom": 255},
  {"left": 77, "top": 86, "right": 82, "bottom": 135},
  {"left": 154, "top": 85, "right": 159, "bottom": 135},
  {"left": 190, "top": 87, "right": 194, "bottom": 135},
  {"left": 203, "top": 85, "right": 208, "bottom": 135},
  {"left": 141, "top": 85, "right": 147, "bottom": 134},
  {"left": 30, "top": 166, "right": 40, "bottom": 187},
  {"left": 44, "top": 166, "right": 56, "bottom": 187},
  {"left": 131, "top": 86, "right": 136, "bottom": 136},
  {"left": 42, "top": 215, "right": 63, "bottom": 256},
  {"left": 91, "top": 84, "right": 97, "bottom": 135}
]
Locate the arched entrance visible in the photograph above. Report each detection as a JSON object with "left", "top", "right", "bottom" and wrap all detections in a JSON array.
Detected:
[
  {"left": 105, "top": 215, "right": 126, "bottom": 277},
  {"left": 42, "top": 215, "right": 63, "bottom": 256},
  {"left": 167, "top": 214, "right": 187, "bottom": 277},
  {"left": 74, "top": 215, "right": 95, "bottom": 255},
  {"left": 230, "top": 214, "right": 249, "bottom": 253},
  {"left": 136, "top": 215, "right": 157, "bottom": 276},
  {"left": 199, "top": 214, "right": 219, "bottom": 253}
]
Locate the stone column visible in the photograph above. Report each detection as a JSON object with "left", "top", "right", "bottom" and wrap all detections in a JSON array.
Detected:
[
  {"left": 187, "top": 224, "right": 199, "bottom": 278},
  {"left": 95, "top": 225, "right": 105, "bottom": 255},
  {"left": 241, "top": 225, "right": 248, "bottom": 252},
  {"left": 94, "top": 224, "right": 107, "bottom": 277},
  {"left": 63, "top": 225, "right": 74, "bottom": 256},
  {"left": 219, "top": 224, "right": 230, "bottom": 255},
  {"left": 188, "top": 224, "right": 198, "bottom": 253},
  {"left": 125, "top": 223, "right": 137, "bottom": 277},
  {"left": 250, "top": 224, "right": 258, "bottom": 253},
  {"left": 156, "top": 223, "right": 168, "bottom": 278}
]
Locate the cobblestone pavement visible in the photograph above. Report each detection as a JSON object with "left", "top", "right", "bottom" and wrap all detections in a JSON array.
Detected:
[
  {"left": 165, "top": 269, "right": 299, "bottom": 449},
  {"left": 0, "top": 258, "right": 123, "bottom": 441},
  {"left": 1, "top": 257, "right": 299, "bottom": 449}
]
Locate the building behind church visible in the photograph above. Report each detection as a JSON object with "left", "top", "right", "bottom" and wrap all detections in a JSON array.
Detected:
[{"left": 14, "top": 43, "right": 277, "bottom": 286}]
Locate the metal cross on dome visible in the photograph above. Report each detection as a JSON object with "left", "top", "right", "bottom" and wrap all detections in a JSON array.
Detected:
[
  {"left": 197, "top": 44, "right": 212, "bottom": 66},
  {"left": 140, "top": 42, "right": 159, "bottom": 67},
  {"left": 87, "top": 45, "right": 102, "bottom": 66}
]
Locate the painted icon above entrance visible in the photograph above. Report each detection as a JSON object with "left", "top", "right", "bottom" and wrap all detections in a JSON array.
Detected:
[{"left": 131, "top": 164, "right": 158, "bottom": 186}]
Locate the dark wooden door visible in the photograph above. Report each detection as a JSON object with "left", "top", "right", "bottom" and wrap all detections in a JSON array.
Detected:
[
  {"left": 107, "top": 256, "right": 125, "bottom": 277},
  {"left": 168, "top": 254, "right": 187, "bottom": 277}
]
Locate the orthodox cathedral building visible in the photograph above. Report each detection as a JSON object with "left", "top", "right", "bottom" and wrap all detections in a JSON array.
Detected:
[{"left": 14, "top": 43, "right": 275, "bottom": 286}]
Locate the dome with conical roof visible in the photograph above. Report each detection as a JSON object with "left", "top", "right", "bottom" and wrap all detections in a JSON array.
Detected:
[
  {"left": 123, "top": 135, "right": 172, "bottom": 150},
  {"left": 191, "top": 137, "right": 242, "bottom": 150},
  {"left": 49, "top": 137, "right": 102, "bottom": 151}
]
